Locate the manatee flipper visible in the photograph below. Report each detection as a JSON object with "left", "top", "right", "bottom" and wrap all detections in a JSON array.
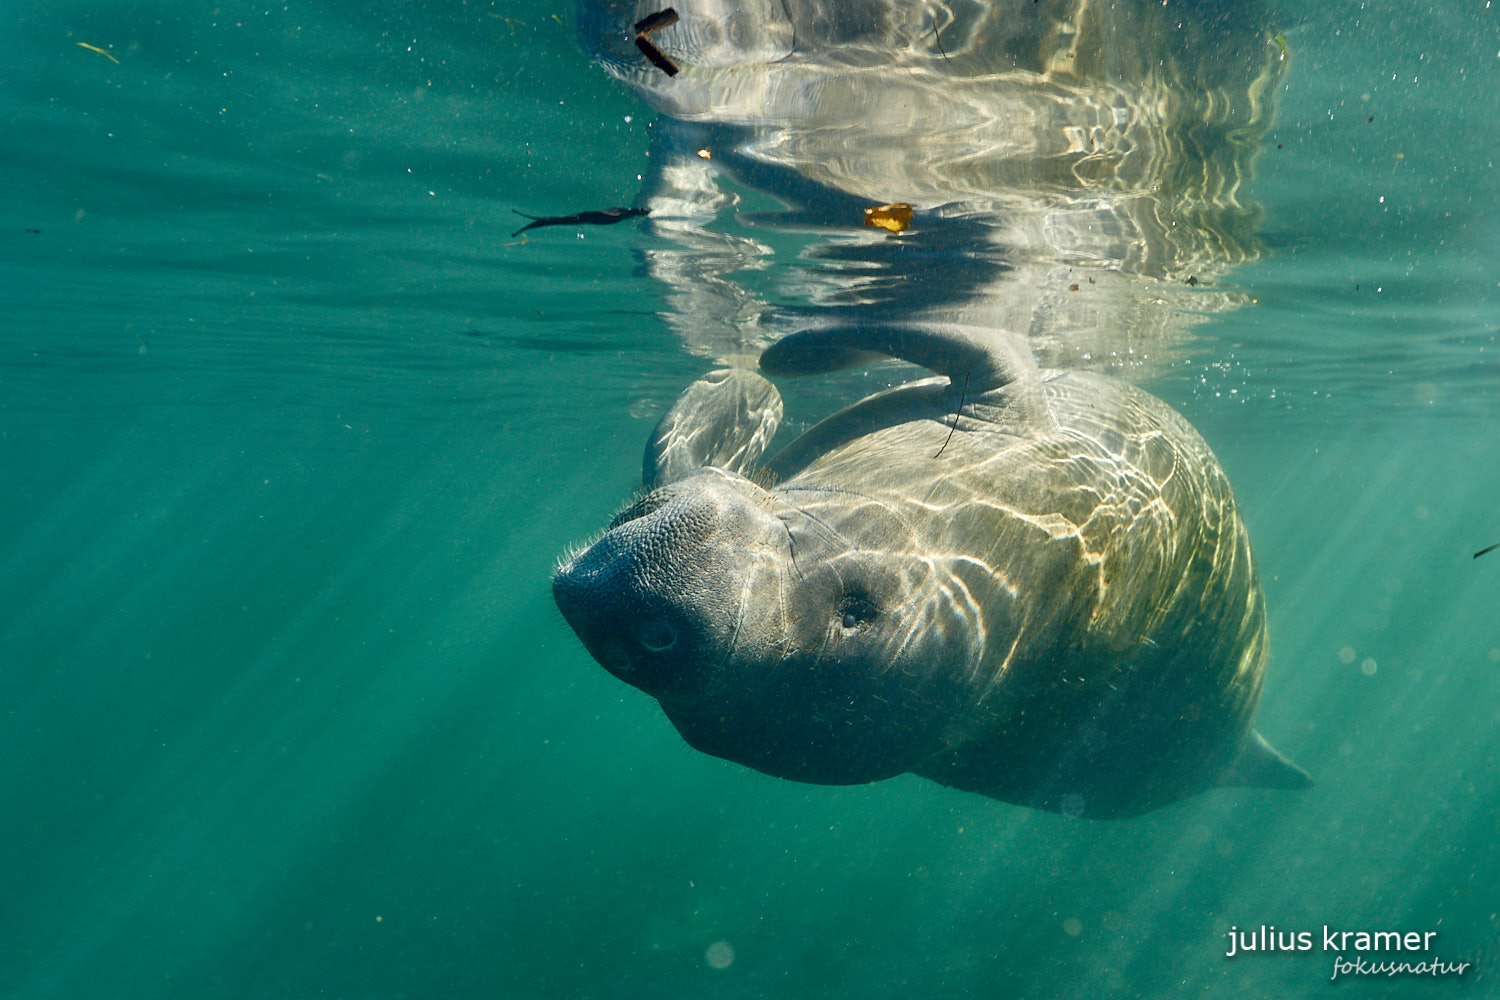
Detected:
[
  {"left": 759, "top": 323, "right": 1036, "bottom": 393},
  {"left": 645, "top": 368, "right": 783, "bottom": 489},
  {"left": 1218, "top": 730, "right": 1312, "bottom": 790}
]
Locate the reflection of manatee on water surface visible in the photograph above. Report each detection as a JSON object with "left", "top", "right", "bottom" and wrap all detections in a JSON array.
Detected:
[
  {"left": 555, "top": 1, "right": 1308, "bottom": 818},
  {"left": 577, "top": 0, "right": 1289, "bottom": 369}
]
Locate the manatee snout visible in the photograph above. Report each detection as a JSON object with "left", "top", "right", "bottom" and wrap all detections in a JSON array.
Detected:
[{"left": 552, "top": 469, "right": 786, "bottom": 699}]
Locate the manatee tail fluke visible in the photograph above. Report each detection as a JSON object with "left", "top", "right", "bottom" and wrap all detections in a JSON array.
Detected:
[{"left": 1219, "top": 729, "right": 1312, "bottom": 790}]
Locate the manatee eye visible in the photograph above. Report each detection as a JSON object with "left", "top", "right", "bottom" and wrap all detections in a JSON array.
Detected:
[
  {"left": 639, "top": 620, "right": 678, "bottom": 653},
  {"left": 836, "top": 595, "right": 879, "bottom": 632}
]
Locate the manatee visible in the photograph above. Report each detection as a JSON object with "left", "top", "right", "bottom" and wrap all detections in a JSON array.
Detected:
[{"left": 553, "top": 325, "right": 1309, "bottom": 818}]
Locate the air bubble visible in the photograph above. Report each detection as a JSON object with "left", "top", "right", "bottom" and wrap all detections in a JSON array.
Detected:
[{"left": 705, "top": 940, "right": 734, "bottom": 969}]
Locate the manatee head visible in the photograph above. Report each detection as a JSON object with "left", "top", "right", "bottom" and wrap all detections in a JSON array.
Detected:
[{"left": 553, "top": 465, "right": 993, "bottom": 785}]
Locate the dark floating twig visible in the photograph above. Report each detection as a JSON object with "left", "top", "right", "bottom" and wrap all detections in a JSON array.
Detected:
[
  {"left": 633, "top": 8, "right": 680, "bottom": 77},
  {"left": 1475, "top": 542, "right": 1499, "bottom": 559},
  {"left": 931, "top": 12, "right": 951, "bottom": 62},
  {"left": 635, "top": 36, "right": 680, "bottom": 76},
  {"left": 634, "top": 8, "right": 678, "bottom": 34},
  {"left": 934, "top": 371, "right": 970, "bottom": 459},
  {"left": 511, "top": 206, "right": 648, "bottom": 238}
]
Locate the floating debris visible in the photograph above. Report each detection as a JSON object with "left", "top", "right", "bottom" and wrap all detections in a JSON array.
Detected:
[
  {"left": 930, "top": 13, "right": 951, "bottom": 63},
  {"left": 863, "top": 202, "right": 914, "bottom": 234},
  {"left": 1475, "top": 543, "right": 1499, "bottom": 560},
  {"left": 634, "top": 8, "right": 680, "bottom": 77},
  {"left": 933, "top": 371, "right": 969, "bottom": 459},
  {"left": 634, "top": 8, "right": 679, "bottom": 34},
  {"left": 511, "top": 206, "right": 648, "bottom": 237},
  {"left": 76, "top": 41, "right": 120, "bottom": 64}
]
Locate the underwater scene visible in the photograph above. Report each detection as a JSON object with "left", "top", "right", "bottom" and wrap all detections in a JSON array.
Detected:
[{"left": 1, "top": 1, "right": 1497, "bottom": 997}]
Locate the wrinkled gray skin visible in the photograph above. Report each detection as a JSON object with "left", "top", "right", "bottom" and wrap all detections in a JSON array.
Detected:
[{"left": 554, "top": 326, "right": 1309, "bottom": 818}]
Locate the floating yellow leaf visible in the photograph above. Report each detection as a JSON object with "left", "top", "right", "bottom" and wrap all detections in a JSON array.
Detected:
[
  {"left": 76, "top": 41, "right": 120, "bottom": 64},
  {"left": 863, "top": 203, "right": 913, "bottom": 234}
]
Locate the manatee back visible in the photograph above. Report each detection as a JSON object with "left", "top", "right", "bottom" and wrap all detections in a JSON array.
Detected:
[
  {"left": 921, "top": 371, "right": 1268, "bottom": 816},
  {"left": 765, "top": 366, "right": 1269, "bottom": 816}
]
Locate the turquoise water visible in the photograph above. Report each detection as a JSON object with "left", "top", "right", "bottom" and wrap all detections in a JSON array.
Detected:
[{"left": 2, "top": 2, "right": 1497, "bottom": 998}]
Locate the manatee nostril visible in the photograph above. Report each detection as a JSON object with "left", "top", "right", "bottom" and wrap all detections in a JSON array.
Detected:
[
  {"left": 639, "top": 620, "right": 678, "bottom": 652},
  {"left": 609, "top": 489, "right": 670, "bottom": 529},
  {"left": 604, "top": 642, "right": 633, "bottom": 674}
]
